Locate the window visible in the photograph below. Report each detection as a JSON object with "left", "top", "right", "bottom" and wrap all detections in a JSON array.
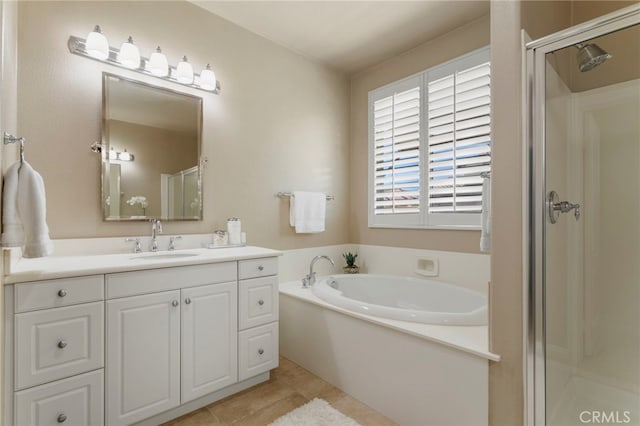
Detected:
[{"left": 368, "top": 47, "right": 490, "bottom": 229}]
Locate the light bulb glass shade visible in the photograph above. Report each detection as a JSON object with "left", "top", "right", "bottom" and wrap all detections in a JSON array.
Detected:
[
  {"left": 147, "top": 46, "right": 168, "bottom": 77},
  {"left": 176, "top": 56, "right": 194, "bottom": 84},
  {"left": 119, "top": 150, "right": 134, "bottom": 161},
  {"left": 199, "top": 64, "right": 217, "bottom": 91},
  {"left": 85, "top": 25, "right": 109, "bottom": 60},
  {"left": 109, "top": 148, "right": 118, "bottom": 160},
  {"left": 118, "top": 36, "right": 140, "bottom": 69}
]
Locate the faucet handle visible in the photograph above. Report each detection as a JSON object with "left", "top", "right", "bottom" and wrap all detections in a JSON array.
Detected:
[
  {"left": 168, "top": 236, "right": 182, "bottom": 251},
  {"left": 125, "top": 238, "right": 142, "bottom": 253}
]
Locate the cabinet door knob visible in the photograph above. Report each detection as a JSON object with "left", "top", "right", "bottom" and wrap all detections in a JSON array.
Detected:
[
  {"left": 172, "top": 300, "right": 179, "bottom": 307},
  {"left": 57, "top": 413, "right": 67, "bottom": 423},
  {"left": 258, "top": 265, "right": 264, "bottom": 271},
  {"left": 258, "top": 299, "right": 264, "bottom": 306},
  {"left": 57, "top": 340, "right": 67, "bottom": 349},
  {"left": 185, "top": 298, "right": 192, "bottom": 305},
  {"left": 57, "top": 289, "right": 67, "bottom": 297},
  {"left": 258, "top": 348, "right": 264, "bottom": 355}
]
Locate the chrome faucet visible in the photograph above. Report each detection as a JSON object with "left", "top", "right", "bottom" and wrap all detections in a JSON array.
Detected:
[
  {"left": 150, "top": 219, "right": 162, "bottom": 252},
  {"left": 302, "top": 255, "right": 335, "bottom": 288}
]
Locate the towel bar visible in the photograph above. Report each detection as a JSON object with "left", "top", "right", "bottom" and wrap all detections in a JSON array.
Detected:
[
  {"left": 3, "top": 132, "right": 25, "bottom": 164},
  {"left": 276, "top": 192, "right": 335, "bottom": 201}
]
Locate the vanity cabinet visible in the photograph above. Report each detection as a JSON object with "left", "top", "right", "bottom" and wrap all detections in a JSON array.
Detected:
[
  {"left": 7, "top": 275, "right": 106, "bottom": 426},
  {"left": 106, "top": 291, "right": 181, "bottom": 426},
  {"left": 4, "top": 252, "right": 280, "bottom": 426},
  {"left": 181, "top": 282, "right": 237, "bottom": 403}
]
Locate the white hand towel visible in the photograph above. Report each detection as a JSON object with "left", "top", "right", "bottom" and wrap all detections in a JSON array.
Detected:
[
  {"left": 1, "top": 161, "right": 54, "bottom": 258},
  {"left": 289, "top": 191, "right": 326, "bottom": 233},
  {"left": 1, "top": 162, "right": 24, "bottom": 247},
  {"left": 480, "top": 176, "right": 491, "bottom": 253}
]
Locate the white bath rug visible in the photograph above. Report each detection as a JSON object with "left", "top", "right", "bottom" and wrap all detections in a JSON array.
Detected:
[{"left": 268, "top": 398, "right": 362, "bottom": 426}]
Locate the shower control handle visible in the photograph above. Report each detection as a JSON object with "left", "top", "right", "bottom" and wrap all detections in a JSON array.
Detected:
[{"left": 548, "top": 191, "right": 581, "bottom": 224}]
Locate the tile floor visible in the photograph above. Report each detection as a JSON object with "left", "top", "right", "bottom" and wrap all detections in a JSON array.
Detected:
[{"left": 164, "top": 356, "right": 397, "bottom": 426}]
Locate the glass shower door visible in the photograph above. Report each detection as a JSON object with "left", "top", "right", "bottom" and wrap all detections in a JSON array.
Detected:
[{"left": 543, "top": 23, "right": 640, "bottom": 426}]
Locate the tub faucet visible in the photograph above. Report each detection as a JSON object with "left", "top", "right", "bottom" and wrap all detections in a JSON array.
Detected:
[
  {"left": 303, "top": 255, "right": 335, "bottom": 288},
  {"left": 150, "top": 219, "right": 162, "bottom": 252}
]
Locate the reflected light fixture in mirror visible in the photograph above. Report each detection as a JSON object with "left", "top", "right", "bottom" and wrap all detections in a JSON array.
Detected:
[
  {"left": 85, "top": 25, "right": 109, "bottom": 60},
  {"left": 200, "top": 64, "right": 216, "bottom": 91},
  {"left": 118, "top": 36, "right": 140, "bottom": 69},
  {"left": 109, "top": 147, "right": 135, "bottom": 162},
  {"left": 148, "top": 46, "right": 169, "bottom": 77},
  {"left": 176, "top": 56, "right": 194, "bottom": 84}
]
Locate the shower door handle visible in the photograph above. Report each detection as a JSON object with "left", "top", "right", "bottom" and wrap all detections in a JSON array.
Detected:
[{"left": 548, "top": 190, "right": 581, "bottom": 224}]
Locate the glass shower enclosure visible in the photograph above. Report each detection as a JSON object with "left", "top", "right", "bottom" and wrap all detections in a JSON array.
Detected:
[{"left": 526, "top": 5, "right": 640, "bottom": 426}]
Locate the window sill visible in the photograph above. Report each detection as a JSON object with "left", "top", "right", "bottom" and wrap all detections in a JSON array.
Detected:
[{"left": 368, "top": 223, "right": 481, "bottom": 231}]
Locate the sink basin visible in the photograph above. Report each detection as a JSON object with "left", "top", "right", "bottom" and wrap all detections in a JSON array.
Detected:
[{"left": 130, "top": 252, "right": 200, "bottom": 261}]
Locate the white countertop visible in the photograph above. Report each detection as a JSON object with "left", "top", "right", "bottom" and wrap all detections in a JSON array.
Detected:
[
  {"left": 4, "top": 246, "right": 282, "bottom": 284},
  {"left": 279, "top": 280, "right": 500, "bottom": 362}
]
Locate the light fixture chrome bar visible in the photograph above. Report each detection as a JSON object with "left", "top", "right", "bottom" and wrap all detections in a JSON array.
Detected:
[
  {"left": 276, "top": 192, "right": 335, "bottom": 201},
  {"left": 67, "top": 35, "right": 221, "bottom": 94}
]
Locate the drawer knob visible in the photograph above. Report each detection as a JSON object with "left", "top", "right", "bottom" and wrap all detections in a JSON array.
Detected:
[
  {"left": 57, "top": 340, "right": 67, "bottom": 349},
  {"left": 185, "top": 298, "right": 192, "bottom": 305},
  {"left": 258, "top": 265, "right": 264, "bottom": 271},
  {"left": 57, "top": 289, "right": 67, "bottom": 297},
  {"left": 258, "top": 348, "right": 264, "bottom": 355},
  {"left": 57, "top": 413, "right": 67, "bottom": 423},
  {"left": 172, "top": 300, "right": 179, "bottom": 307},
  {"left": 258, "top": 299, "right": 265, "bottom": 306}
]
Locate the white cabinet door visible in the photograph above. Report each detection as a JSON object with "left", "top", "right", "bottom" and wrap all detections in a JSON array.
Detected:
[
  {"left": 15, "top": 302, "right": 104, "bottom": 390},
  {"left": 106, "top": 291, "right": 180, "bottom": 426},
  {"left": 238, "top": 322, "right": 279, "bottom": 381},
  {"left": 15, "top": 369, "right": 104, "bottom": 426},
  {"left": 181, "top": 282, "right": 238, "bottom": 403}
]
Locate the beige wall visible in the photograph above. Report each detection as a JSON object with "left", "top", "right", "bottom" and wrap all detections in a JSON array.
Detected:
[
  {"left": 349, "top": 15, "right": 490, "bottom": 254},
  {"left": 17, "top": 1, "right": 350, "bottom": 249}
]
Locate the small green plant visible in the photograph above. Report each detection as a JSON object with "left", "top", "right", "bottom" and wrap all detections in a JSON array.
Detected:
[{"left": 342, "top": 252, "right": 358, "bottom": 268}]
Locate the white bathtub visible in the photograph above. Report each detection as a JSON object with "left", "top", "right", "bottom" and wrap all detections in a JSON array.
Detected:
[
  {"left": 312, "top": 274, "right": 487, "bottom": 325},
  {"left": 279, "top": 279, "right": 498, "bottom": 426}
]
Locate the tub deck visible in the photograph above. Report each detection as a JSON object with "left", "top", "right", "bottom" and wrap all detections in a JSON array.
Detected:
[{"left": 280, "top": 280, "right": 499, "bottom": 361}]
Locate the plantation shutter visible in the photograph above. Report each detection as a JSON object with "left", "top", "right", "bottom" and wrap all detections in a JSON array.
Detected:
[
  {"left": 427, "top": 61, "right": 491, "bottom": 214},
  {"left": 372, "top": 83, "right": 421, "bottom": 216}
]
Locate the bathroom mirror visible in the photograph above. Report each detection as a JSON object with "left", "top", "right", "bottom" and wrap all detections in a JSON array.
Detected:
[{"left": 101, "top": 73, "right": 203, "bottom": 221}]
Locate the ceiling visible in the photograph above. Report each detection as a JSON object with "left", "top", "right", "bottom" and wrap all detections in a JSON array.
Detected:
[{"left": 192, "top": 1, "right": 490, "bottom": 75}]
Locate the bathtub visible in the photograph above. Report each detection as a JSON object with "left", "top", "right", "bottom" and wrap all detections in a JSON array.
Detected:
[
  {"left": 279, "top": 277, "right": 499, "bottom": 426},
  {"left": 312, "top": 274, "right": 487, "bottom": 325}
]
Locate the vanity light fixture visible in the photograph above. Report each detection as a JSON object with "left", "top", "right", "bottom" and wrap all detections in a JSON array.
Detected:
[
  {"left": 118, "top": 149, "right": 134, "bottom": 162},
  {"left": 199, "top": 64, "right": 217, "bottom": 91},
  {"left": 68, "top": 26, "right": 220, "bottom": 93},
  {"left": 118, "top": 36, "right": 140, "bottom": 69},
  {"left": 147, "top": 46, "right": 169, "bottom": 77},
  {"left": 176, "top": 56, "right": 194, "bottom": 84},
  {"left": 84, "top": 25, "right": 109, "bottom": 60},
  {"left": 109, "top": 147, "right": 135, "bottom": 162}
]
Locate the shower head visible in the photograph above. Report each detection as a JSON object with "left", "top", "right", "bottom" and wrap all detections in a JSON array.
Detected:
[{"left": 575, "top": 43, "right": 612, "bottom": 72}]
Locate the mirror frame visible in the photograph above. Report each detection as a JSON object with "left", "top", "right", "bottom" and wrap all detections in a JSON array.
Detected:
[{"left": 101, "top": 72, "right": 204, "bottom": 221}]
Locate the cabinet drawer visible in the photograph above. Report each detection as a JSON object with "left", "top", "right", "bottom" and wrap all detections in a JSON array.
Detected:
[
  {"left": 15, "top": 275, "right": 104, "bottom": 313},
  {"left": 238, "top": 257, "right": 278, "bottom": 280},
  {"left": 106, "top": 262, "right": 237, "bottom": 299},
  {"left": 239, "top": 276, "right": 279, "bottom": 330},
  {"left": 238, "top": 322, "right": 279, "bottom": 381},
  {"left": 15, "top": 302, "right": 104, "bottom": 390},
  {"left": 15, "top": 369, "right": 104, "bottom": 426}
]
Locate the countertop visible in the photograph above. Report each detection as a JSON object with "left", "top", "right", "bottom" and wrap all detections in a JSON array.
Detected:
[
  {"left": 4, "top": 246, "right": 282, "bottom": 284},
  {"left": 279, "top": 280, "right": 501, "bottom": 362}
]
